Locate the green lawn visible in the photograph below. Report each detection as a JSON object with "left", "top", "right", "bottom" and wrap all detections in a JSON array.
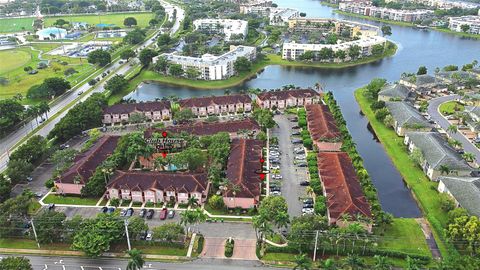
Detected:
[
  {"left": 355, "top": 88, "right": 452, "bottom": 258},
  {"left": 0, "top": 50, "right": 32, "bottom": 74},
  {"left": 0, "top": 17, "right": 34, "bottom": 33},
  {"left": 44, "top": 12, "right": 155, "bottom": 29},
  {"left": 439, "top": 101, "right": 464, "bottom": 115},
  {"left": 375, "top": 218, "right": 431, "bottom": 257},
  {"left": 42, "top": 194, "right": 99, "bottom": 205},
  {"left": 0, "top": 239, "right": 39, "bottom": 249}
]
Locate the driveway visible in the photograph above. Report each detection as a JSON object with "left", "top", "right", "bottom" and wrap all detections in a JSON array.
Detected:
[
  {"left": 231, "top": 239, "right": 258, "bottom": 260},
  {"left": 271, "top": 114, "right": 309, "bottom": 217},
  {"left": 427, "top": 95, "right": 480, "bottom": 162},
  {"left": 201, "top": 238, "right": 226, "bottom": 258}
]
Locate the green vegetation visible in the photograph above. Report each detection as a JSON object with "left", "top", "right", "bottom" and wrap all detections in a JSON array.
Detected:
[
  {"left": 42, "top": 194, "right": 99, "bottom": 205},
  {"left": 0, "top": 50, "right": 31, "bottom": 74},
  {"left": 0, "top": 17, "right": 35, "bottom": 33},
  {"left": 439, "top": 101, "right": 464, "bottom": 115},
  {"left": 334, "top": 10, "right": 416, "bottom": 27},
  {"left": 434, "top": 27, "right": 480, "bottom": 39},
  {"left": 355, "top": 87, "right": 452, "bottom": 257},
  {"left": 44, "top": 12, "right": 155, "bottom": 29}
]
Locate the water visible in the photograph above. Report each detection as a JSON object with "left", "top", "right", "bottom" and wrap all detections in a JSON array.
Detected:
[{"left": 124, "top": 1, "right": 480, "bottom": 217}]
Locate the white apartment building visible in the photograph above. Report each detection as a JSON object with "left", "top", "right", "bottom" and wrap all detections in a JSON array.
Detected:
[
  {"left": 400, "top": 0, "right": 480, "bottom": 9},
  {"left": 282, "top": 36, "right": 386, "bottom": 61},
  {"left": 240, "top": 6, "right": 299, "bottom": 26},
  {"left": 339, "top": 3, "right": 434, "bottom": 22},
  {"left": 154, "top": 45, "right": 256, "bottom": 81},
  {"left": 449, "top": 16, "right": 480, "bottom": 35},
  {"left": 193, "top": 19, "right": 248, "bottom": 41}
]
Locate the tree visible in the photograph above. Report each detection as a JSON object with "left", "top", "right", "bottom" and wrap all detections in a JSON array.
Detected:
[
  {"left": 33, "top": 210, "right": 66, "bottom": 244},
  {"left": 9, "top": 135, "right": 48, "bottom": 165},
  {"left": 348, "top": 45, "right": 361, "bottom": 60},
  {"left": 0, "top": 257, "right": 33, "bottom": 270},
  {"left": 127, "top": 216, "right": 148, "bottom": 239},
  {"left": 409, "top": 148, "right": 424, "bottom": 165},
  {"left": 417, "top": 66, "right": 427, "bottom": 75},
  {"left": 0, "top": 98, "right": 24, "bottom": 134},
  {"left": 258, "top": 196, "right": 290, "bottom": 229},
  {"left": 180, "top": 208, "right": 207, "bottom": 233},
  {"left": 124, "top": 17, "right": 138, "bottom": 27},
  {"left": 172, "top": 147, "right": 207, "bottom": 171},
  {"left": 126, "top": 249, "right": 144, "bottom": 270},
  {"left": 169, "top": 64, "right": 184, "bottom": 77},
  {"left": 234, "top": 57, "right": 252, "bottom": 73},
  {"left": 186, "top": 67, "right": 200, "bottom": 79},
  {"left": 87, "top": 49, "right": 111, "bottom": 67},
  {"left": 152, "top": 223, "right": 185, "bottom": 242},
  {"left": 153, "top": 56, "right": 169, "bottom": 74},
  {"left": 174, "top": 108, "right": 195, "bottom": 122},
  {"left": 343, "top": 254, "right": 365, "bottom": 270},
  {"left": 6, "top": 159, "right": 34, "bottom": 183},
  {"left": 405, "top": 256, "right": 421, "bottom": 270},
  {"left": 439, "top": 193, "right": 456, "bottom": 212},
  {"left": 447, "top": 124, "right": 458, "bottom": 134},
  {"left": 0, "top": 174, "right": 11, "bottom": 203},
  {"left": 24, "top": 66, "right": 33, "bottom": 73},
  {"left": 381, "top": 25, "right": 392, "bottom": 37},
  {"left": 123, "top": 29, "right": 146, "bottom": 45},
  {"left": 139, "top": 49, "right": 158, "bottom": 66},
  {"left": 460, "top": 24, "right": 470, "bottom": 33},
  {"left": 462, "top": 152, "right": 475, "bottom": 163},
  {"left": 120, "top": 49, "right": 136, "bottom": 61},
  {"left": 335, "top": 50, "right": 347, "bottom": 61},
  {"left": 252, "top": 109, "right": 275, "bottom": 129},
  {"left": 105, "top": 75, "right": 128, "bottom": 95},
  {"left": 439, "top": 165, "right": 451, "bottom": 175},
  {"left": 373, "top": 255, "right": 392, "bottom": 270},
  {"left": 149, "top": 18, "right": 159, "bottom": 27},
  {"left": 157, "top": 34, "right": 172, "bottom": 46},
  {"left": 43, "top": 77, "right": 71, "bottom": 97},
  {"left": 293, "top": 253, "right": 311, "bottom": 270},
  {"left": 129, "top": 112, "right": 147, "bottom": 124}
]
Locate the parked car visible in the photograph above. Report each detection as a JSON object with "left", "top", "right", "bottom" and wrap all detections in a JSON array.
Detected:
[
  {"left": 145, "top": 231, "right": 153, "bottom": 241},
  {"left": 300, "top": 181, "right": 310, "bottom": 186},
  {"left": 120, "top": 209, "right": 127, "bottom": 217},
  {"left": 139, "top": 230, "right": 147, "bottom": 240},
  {"left": 302, "top": 208, "right": 314, "bottom": 214},
  {"left": 297, "top": 162, "right": 307, "bottom": 167},
  {"left": 288, "top": 117, "right": 298, "bottom": 122},
  {"left": 272, "top": 174, "right": 283, "bottom": 180},
  {"left": 100, "top": 206, "right": 108, "bottom": 213},
  {"left": 126, "top": 208, "right": 134, "bottom": 217},
  {"left": 295, "top": 155, "right": 306, "bottom": 160},
  {"left": 292, "top": 125, "right": 300, "bottom": 129},
  {"left": 139, "top": 209, "right": 146, "bottom": 218},
  {"left": 271, "top": 191, "right": 282, "bottom": 196},
  {"left": 291, "top": 139, "right": 303, "bottom": 144},
  {"left": 107, "top": 207, "right": 115, "bottom": 214},
  {"left": 35, "top": 192, "right": 43, "bottom": 198},
  {"left": 270, "top": 165, "right": 280, "bottom": 170},
  {"left": 47, "top": 204, "right": 55, "bottom": 210},
  {"left": 292, "top": 131, "right": 301, "bottom": 136},
  {"left": 160, "top": 208, "right": 168, "bottom": 220},
  {"left": 146, "top": 209, "right": 154, "bottom": 219},
  {"left": 270, "top": 159, "right": 280, "bottom": 164},
  {"left": 168, "top": 210, "right": 175, "bottom": 219},
  {"left": 26, "top": 176, "right": 33, "bottom": 182},
  {"left": 270, "top": 186, "right": 281, "bottom": 192},
  {"left": 77, "top": 91, "right": 83, "bottom": 95},
  {"left": 303, "top": 198, "right": 314, "bottom": 204},
  {"left": 303, "top": 202, "right": 314, "bottom": 208}
]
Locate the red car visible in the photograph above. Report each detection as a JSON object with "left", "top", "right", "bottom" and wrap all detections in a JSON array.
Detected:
[{"left": 159, "top": 208, "right": 168, "bottom": 220}]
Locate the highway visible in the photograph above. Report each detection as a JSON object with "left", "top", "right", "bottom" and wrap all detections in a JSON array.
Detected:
[
  {"left": 0, "top": 254, "right": 280, "bottom": 270},
  {"left": 0, "top": 1, "right": 185, "bottom": 172}
]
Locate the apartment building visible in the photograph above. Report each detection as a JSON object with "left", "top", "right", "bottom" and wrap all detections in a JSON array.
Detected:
[
  {"left": 305, "top": 104, "right": 342, "bottom": 151},
  {"left": 449, "top": 16, "right": 480, "bottom": 35},
  {"left": 178, "top": 94, "right": 252, "bottom": 116},
  {"left": 339, "top": 3, "right": 434, "bottom": 22},
  {"left": 102, "top": 101, "right": 171, "bottom": 125},
  {"left": 153, "top": 45, "right": 256, "bottom": 81},
  {"left": 256, "top": 89, "right": 321, "bottom": 109},
  {"left": 288, "top": 17, "right": 380, "bottom": 37},
  {"left": 193, "top": 19, "right": 248, "bottom": 41}
]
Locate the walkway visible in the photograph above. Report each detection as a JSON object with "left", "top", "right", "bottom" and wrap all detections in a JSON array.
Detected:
[
  {"left": 427, "top": 95, "right": 480, "bottom": 162},
  {"left": 415, "top": 218, "right": 441, "bottom": 259}
]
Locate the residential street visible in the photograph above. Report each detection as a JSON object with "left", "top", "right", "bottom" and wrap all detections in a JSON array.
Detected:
[{"left": 427, "top": 94, "right": 480, "bottom": 162}]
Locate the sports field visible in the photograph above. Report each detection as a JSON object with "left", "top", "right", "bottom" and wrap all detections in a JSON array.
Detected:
[
  {"left": 44, "top": 12, "right": 155, "bottom": 28},
  {"left": 0, "top": 17, "right": 34, "bottom": 33},
  {"left": 0, "top": 50, "right": 32, "bottom": 74}
]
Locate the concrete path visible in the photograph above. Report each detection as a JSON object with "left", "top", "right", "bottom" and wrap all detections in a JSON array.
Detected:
[{"left": 416, "top": 218, "right": 441, "bottom": 259}]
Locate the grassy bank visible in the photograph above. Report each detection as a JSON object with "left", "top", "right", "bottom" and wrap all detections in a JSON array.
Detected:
[
  {"left": 42, "top": 194, "right": 99, "bottom": 206},
  {"left": 354, "top": 88, "right": 453, "bottom": 258},
  {"left": 433, "top": 27, "right": 480, "bottom": 39},
  {"left": 44, "top": 12, "right": 155, "bottom": 29}
]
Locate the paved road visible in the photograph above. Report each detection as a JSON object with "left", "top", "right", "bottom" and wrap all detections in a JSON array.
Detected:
[
  {"left": 427, "top": 94, "right": 480, "bottom": 162},
  {"left": 0, "top": 1, "right": 185, "bottom": 173},
  {"left": 0, "top": 254, "right": 276, "bottom": 270},
  {"left": 271, "top": 114, "right": 309, "bottom": 218}
]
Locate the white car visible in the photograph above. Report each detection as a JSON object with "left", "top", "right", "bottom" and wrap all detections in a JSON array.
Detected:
[
  {"left": 295, "top": 155, "right": 306, "bottom": 160},
  {"left": 273, "top": 174, "right": 283, "bottom": 180},
  {"left": 271, "top": 191, "right": 282, "bottom": 196},
  {"left": 270, "top": 165, "right": 280, "bottom": 170},
  {"left": 302, "top": 208, "right": 314, "bottom": 214},
  {"left": 146, "top": 231, "right": 153, "bottom": 241}
]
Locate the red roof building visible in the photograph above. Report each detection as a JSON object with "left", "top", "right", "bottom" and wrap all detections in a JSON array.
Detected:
[
  {"left": 55, "top": 136, "right": 120, "bottom": 195},
  {"left": 317, "top": 152, "right": 371, "bottom": 225},
  {"left": 103, "top": 101, "right": 171, "bottom": 125},
  {"left": 107, "top": 171, "right": 209, "bottom": 204},
  {"left": 178, "top": 94, "right": 252, "bottom": 116},
  {"left": 305, "top": 104, "right": 342, "bottom": 151},
  {"left": 225, "top": 139, "right": 264, "bottom": 209},
  {"left": 256, "top": 89, "right": 321, "bottom": 109}
]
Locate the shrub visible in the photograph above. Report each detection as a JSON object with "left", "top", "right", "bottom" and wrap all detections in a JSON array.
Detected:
[
  {"left": 310, "top": 179, "right": 322, "bottom": 195},
  {"left": 45, "top": 178, "right": 54, "bottom": 188},
  {"left": 370, "top": 100, "right": 386, "bottom": 111},
  {"left": 374, "top": 108, "right": 390, "bottom": 121},
  {"left": 110, "top": 198, "right": 120, "bottom": 207},
  {"left": 314, "top": 197, "right": 327, "bottom": 215},
  {"left": 224, "top": 239, "right": 234, "bottom": 257}
]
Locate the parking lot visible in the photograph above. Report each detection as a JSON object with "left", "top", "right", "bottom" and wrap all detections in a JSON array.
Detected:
[{"left": 270, "top": 114, "right": 310, "bottom": 217}]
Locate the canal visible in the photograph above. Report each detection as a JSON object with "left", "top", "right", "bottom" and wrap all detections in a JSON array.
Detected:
[{"left": 125, "top": 1, "right": 480, "bottom": 217}]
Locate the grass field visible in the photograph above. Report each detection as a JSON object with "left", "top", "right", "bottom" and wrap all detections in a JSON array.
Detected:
[
  {"left": 355, "top": 88, "right": 454, "bottom": 258},
  {"left": 439, "top": 101, "right": 464, "bottom": 115},
  {"left": 0, "top": 17, "right": 34, "bottom": 33},
  {"left": 42, "top": 194, "right": 99, "bottom": 206},
  {"left": 44, "top": 12, "right": 155, "bottom": 29},
  {"left": 0, "top": 49, "right": 32, "bottom": 74}
]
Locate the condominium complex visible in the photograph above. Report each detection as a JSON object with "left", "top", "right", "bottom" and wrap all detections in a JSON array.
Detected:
[
  {"left": 386, "top": 0, "right": 480, "bottom": 9},
  {"left": 153, "top": 45, "right": 256, "bottom": 81},
  {"left": 449, "top": 16, "right": 480, "bottom": 35},
  {"left": 339, "top": 3, "right": 434, "bottom": 22},
  {"left": 282, "top": 36, "right": 386, "bottom": 61},
  {"left": 240, "top": 6, "right": 299, "bottom": 26},
  {"left": 288, "top": 17, "right": 380, "bottom": 37},
  {"left": 193, "top": 19, "right": 248, "bottom": 41}
]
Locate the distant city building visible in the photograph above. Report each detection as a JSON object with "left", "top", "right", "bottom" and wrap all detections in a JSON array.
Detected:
[
  {"left": 339, "top": 3, "right": 434, "bottom": 22},
  {"left": 193, "top": 19, "right": 248, "bottom": 41},
  {"left": 449, "top": 16, "right": 480, "bottom": 35},
  {"left": 153, "top": 45, "right": 256, "bottom": 81}
]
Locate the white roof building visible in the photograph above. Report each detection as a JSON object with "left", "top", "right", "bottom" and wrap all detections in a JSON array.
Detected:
[
  {"left": 449, "top": 16, "right": 480, "bottom": 35},
  {"left": 193, "top": 19, "right": 248, "bottom": 41}
]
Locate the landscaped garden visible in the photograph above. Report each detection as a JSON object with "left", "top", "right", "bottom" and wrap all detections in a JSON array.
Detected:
[{"left": 439, "top": 100, "right": 464, "bottom": 115}]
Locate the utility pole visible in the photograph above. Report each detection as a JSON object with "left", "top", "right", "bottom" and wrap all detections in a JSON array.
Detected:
[
  {"left": 124, "top": 219, "right": 131, "bottom": 251},
  {"left": 313, "top": 230, "right": 319, "bottom": 261},
  {"left": 31, "top": 219, "right": 40, "bottom": 248}
]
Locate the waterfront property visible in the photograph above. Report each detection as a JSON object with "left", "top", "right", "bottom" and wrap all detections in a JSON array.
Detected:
[
  {"left": 399, "top": 74, "right": 447, "bottom": 95},
  {"left": 144, "top": 118, "right": 261, "bottom": 139},
  {"left": 193, "top": 19, "right": 248, "bottom": 41},
  {"left": 102, "top": 101, "right": 171, "bottom": 125},
  {"left": 339, "top": 3, "right": 434, "bottom": 23},
  {"left": 178, "top": 94, "right": 252, "bottom": 116},
  {"left": 404, "top": 132, "right": 472, "bottom": 181},
  {"left": 448, "top": 16, "right": 480, "bottom": 35},
  {"left": 106, "top": 171, "right": 209, "bottom": 204},
  {"left": 153, "top": 45, "right": 256, "bottom": 81},
  {"left": 288, "top": 17, "right": 380, "bottom": 36},
  {"left": 305, "top": 104, "right": 342, "bottom": 151},
  {"left": 437, "top": 176, "right": 480, "bottom": 217},
  {"left": 224, "top": 138, "right": 263, "bottom": 209},
  {"left": 256, "top": 88, "right": 321, "bottom": 109},
  {"left": 434, "top": 70, "right": 480, "bottom": 89},
  {"left": 385, "top": 101, "right": 432, "bottom": 136},
  {"left": 317, "top": 151, "right": 372, "bottom": 228},
  {"left": 55, "top": 136, "right": 120, "bottom": 195},
  {"left": 378, "top": 84, "right": 415, "bottom": 102}
]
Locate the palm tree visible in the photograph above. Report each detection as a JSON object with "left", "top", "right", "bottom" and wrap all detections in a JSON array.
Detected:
[
  {"left": 439, "top": 165, "right": 451, "bottom": 175},
  {"left": 305, "top": 186, "right": 315, "bottom": 198},
  {"left": 187, "top": 196, "right": 199, "bottom": 208},
  {"left": 447, "top": 124, "right": 458, "bottom": 134},
  {"left": 27, "top": 106, "right": 40, "bottom": 126},
  {"left": 320, "top": 258, "right": 337, "bottom": 270},
  {"left": 373, "top": 255, "right": 392, "bottom": 270},
  {"left": 462, "top": 152, "right": 476, "bottom": 163},
  {"left": 258, "top": 221, "right": 273, "bottom": 241},
  {"left": 126, "top": 249, "right": 144, "bottom": 270},
  {"left": 293, "top": 253, "right": 312, "bottom": 270},
  {"left": 38, "top": 101, "right": 50, "bottom": 119},
  {"left": 342, "top": 253, "right": 365, "bottom": 270}
]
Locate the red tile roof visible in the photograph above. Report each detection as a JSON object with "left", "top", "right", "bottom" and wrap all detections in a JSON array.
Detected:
[
  {"left": 103, "top": 101, "right": 171, "bottom": 114},
  {"left": 144, "top": 118, "right": 260, "bottom": 138},
  {"left": 178, "top": 94, "right": 252, "bottom": 108},
  {"left": 317, "top": 152, "right": 371, "bottom": 223},
  {"left": 107, "top": 170, "right": 208, "bottom": 194},
  {"left": 306, "top": 104, "right": 341, "bottom": 141},
  {"left": 58, "top": 136, "right": 120, "bottom": 185},
  {"left": 256, "top": 89, "right": 320, "bottom": 101},
  {"left": 225, "top": 139, "right": 263, "bottom": 199}
]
